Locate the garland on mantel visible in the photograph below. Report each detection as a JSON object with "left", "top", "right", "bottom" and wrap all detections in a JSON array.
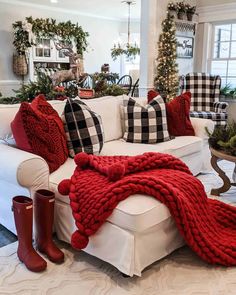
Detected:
[{"left": 13, "top": 16, "right": 89, "bottom": 55}]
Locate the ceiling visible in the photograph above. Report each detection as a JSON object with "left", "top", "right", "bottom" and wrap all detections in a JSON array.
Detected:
[{"left": 10, "top": 0, "right": 141, "bottom": 20}]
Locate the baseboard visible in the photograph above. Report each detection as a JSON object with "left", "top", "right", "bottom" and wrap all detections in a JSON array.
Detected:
[{"left": 0, "top": 80, "right": 21, "bottom": 85}]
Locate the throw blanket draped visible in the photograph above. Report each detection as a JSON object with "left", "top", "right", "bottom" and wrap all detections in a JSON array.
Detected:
[{"left": 58, "top": 152, "right": 236, "bottom": 266}]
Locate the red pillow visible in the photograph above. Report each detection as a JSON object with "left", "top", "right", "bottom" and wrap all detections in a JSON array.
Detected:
[
  {"left": 11, "top": 95, "right": 68, "bottom": 173},
  {"left": 147, "top": 90, "right": 195, "bottom": 137},
  {"left": 147, "top": 90, "right": 159, "bottom": 103},
  {"left": 166, "top": 92, "right": 195, "bottom": 136}
]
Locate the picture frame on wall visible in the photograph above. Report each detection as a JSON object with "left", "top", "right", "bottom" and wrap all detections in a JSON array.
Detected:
[{"left": 176, "top": 36, "right": 194, "bottom": 58}]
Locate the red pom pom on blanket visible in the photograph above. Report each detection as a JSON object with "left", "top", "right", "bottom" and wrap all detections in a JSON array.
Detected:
[
  {"left": 108, "top": 163, "right": 125, "bottom": 181},
  {"left": 71, "top": 230, "right": 89, "bottom": 249},
  {"left": 74, "top": 152, "right": 90, "bottom": 168},
  {"left": 58, "top": 179, "right": 71, "bottom": 195}
]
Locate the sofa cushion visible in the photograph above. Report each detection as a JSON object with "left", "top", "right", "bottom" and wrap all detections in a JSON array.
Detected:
[
  {"left": 62, "top": 98, "right": 104, "bottom": 157},
  {"left": 50, "top": 135, "right": 202, "bottom": 232},
  {"left": 85, "top": 95, "right": 125, "bottom": 142},
  {"left": 50, "top": 158, "right": 171, "bottom": 232},
  {"left": 101, "top": 137, "right": 202, "bottom": 158},
  {"left": 123, "top": 96, "right": 170, "bottom": 143},
  {"left": 11, "top": 96, "right": 68, "bottom": 173}
]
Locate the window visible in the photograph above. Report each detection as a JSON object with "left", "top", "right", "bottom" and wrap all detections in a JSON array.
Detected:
[
  {"left": 35, "top": 38, "right": 51, "bottom": 58},
  {"left": 210, "top": 23, "right": 236, "bottom": 87}
]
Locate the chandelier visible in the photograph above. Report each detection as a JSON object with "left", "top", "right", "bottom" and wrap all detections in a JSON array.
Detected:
[{"left": 111, "top": 0, "right": 140, "bottom": 61}]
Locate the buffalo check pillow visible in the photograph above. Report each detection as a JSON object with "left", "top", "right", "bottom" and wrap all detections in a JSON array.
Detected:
[
  {"left": 123, "top": 96, "right": 170, "bottom": 143},
  {"left": 62, "top": 98, "right": 104, "bottom": 157}
]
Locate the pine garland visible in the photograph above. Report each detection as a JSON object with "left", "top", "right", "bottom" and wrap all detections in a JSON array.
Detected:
[
  {"left": 154, "top": 14, "right": 179, "bottom": 101},
  {"left": 13, "top": 17, "right": 89, "bottom": 55},
  {"left": 0, "top": 72, "right": 125, "bottom": 104},
  {"left": 0, "top": 72, "right": 78, "bottom": 104}
]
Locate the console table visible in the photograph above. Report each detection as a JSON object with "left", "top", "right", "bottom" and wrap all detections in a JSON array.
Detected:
[{"left": 210, "top": 147, "right": 236, "bottom": 196}]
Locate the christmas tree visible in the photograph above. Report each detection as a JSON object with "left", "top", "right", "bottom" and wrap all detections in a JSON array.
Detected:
[{"left": 154, "top": 13, "right": 179, "bottom": 101}]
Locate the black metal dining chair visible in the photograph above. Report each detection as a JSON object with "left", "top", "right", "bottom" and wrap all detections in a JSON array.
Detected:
[
  {"left": 81, "top": 74, "right": 94, "bottom": 89},
  {"left": 117, "top": 75, "right": 132, "bottom": 95},
  {"left": 131, "top": 78, "right": 139, "bottom": 97}
]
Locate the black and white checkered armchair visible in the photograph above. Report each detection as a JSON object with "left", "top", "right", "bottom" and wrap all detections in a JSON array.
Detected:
[{"left": 182, "top": 73, "right": 228, "bottom": 126}]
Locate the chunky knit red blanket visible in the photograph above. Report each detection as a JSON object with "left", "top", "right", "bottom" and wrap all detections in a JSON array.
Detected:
[{"left": 58, "top": 152, "right": 236, "bottom": 266}]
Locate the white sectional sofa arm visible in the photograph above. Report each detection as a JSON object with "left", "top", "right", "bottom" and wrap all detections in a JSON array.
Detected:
[
  {"left": 190, "top": 118, "right": 215, "bottom": 140},
  {"left": 0, "top": 144, "right": 49, "bottom": 190}
]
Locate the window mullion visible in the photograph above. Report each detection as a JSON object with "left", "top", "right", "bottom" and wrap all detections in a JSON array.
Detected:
[{"left": 226, "top": 24, "right": 233, "bottom": 85}]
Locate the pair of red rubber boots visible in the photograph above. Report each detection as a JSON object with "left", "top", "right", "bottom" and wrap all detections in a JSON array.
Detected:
[{"left": 12, "top": 189, "right": 64, "bottom": 272}]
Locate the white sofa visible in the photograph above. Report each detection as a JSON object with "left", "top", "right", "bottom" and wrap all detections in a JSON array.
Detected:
[{"left": 0, "top": 95, "right": 214, "bottom": 276}]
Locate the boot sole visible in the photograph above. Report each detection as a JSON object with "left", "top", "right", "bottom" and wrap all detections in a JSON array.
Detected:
[{"left": 18, "top": 256, "right": 47, "bottom": 272}]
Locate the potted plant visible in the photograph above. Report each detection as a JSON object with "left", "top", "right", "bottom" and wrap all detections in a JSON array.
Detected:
[
  {"left": 220, "top": 83, "right": 236, "bottom": 101},
  {"left": 185, "top": 4, "right": 196, "bottom": 21},
  {"left": 176, "top": 2, "right": 186, "bottom": 20},
  {"left": 220, "top": 83, "right": 232, "bottom": 100},
  {"left": 167, "top": 2, "right": 177, "bottom": 18},
  {"left": 207, "top": 122, "right": 236, "bottom": 156}
]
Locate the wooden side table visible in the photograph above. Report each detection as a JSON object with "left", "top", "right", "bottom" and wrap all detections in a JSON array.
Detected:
[{"left": 210, "top": 147, "right": 236, "bottom": 196}]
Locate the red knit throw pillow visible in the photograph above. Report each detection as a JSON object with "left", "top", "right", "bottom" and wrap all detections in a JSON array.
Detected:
[
  {"left": 147, "top": 90, "right": 195, "bottom": 136},
  {"left": 11, "top": 95, "right": 68, "bottom": 173},
  {"left": 166, "top": 92, "right": 195, "bottom": 136},
  {"left": 147, "top": 90, "right": 159, "bottom": 103}
]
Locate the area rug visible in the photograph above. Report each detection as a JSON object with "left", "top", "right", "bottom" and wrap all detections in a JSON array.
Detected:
[{"left": 1, "top": 240, "right": 236, "bottom": 295}]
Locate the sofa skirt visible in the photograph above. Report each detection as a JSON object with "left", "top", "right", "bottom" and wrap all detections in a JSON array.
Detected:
[{"left": 54, "top": 199, "right": 184, "bottom": 277}]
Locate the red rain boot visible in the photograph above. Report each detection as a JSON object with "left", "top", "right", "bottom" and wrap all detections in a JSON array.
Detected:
[
  {"left": 34, "top": 189, "right": 64, "bottom": 263},
  {"left": 12, "top": 196, "right": 47, "bottom": 272}
]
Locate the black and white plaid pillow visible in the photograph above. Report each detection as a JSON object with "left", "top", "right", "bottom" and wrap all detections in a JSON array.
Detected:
[
  {"left": 62, "top": 98, "right": 104, "bottom": 157},
  {"left": 123, "top": 96, "right": 170, "bottom": 143}
]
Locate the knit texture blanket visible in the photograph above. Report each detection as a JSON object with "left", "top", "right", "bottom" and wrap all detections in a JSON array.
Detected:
[{"left": 58, "top": 152, "right": 236, "bottom": 266}]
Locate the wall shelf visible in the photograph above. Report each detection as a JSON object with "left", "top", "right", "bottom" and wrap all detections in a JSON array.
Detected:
[
  {"left": 175, "top": 19, "right": 197, "bottom": 35},
  {"left": 29, "top": 37, "right": 70, "bottom": 81}
]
